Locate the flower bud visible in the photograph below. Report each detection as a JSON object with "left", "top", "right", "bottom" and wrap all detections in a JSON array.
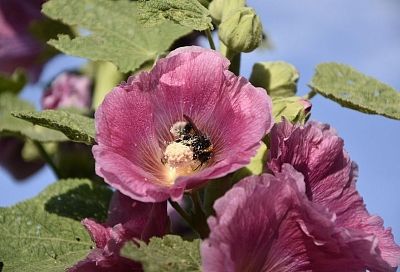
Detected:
[
  {"left": 209, "top": 0, "right": 245, "bottom": 24},
  {"left": 218, "top": 7, "right": 263, "bottom": 53},
  {"left": 272, "top": 96, "right": 312, "bottom": 124}
]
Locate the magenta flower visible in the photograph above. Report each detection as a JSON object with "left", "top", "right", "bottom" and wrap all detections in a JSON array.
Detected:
[
  {"left": 0, "top": 0, "right": 45, "bottom": 81},
  {"left": 42, "top": 72, "right": 92, "bottom": 110},
  {"left": 69, "top": 191, "right": 169, "bottom": 272},
  {"left": 268, "top": 120, "right": 400, "bottom": 269},
  {"left": 93, "top": 46, "right": 273, "bottom": 202},
  {"left": 201, "top": 165, "right": 396, "bottom": 271}
]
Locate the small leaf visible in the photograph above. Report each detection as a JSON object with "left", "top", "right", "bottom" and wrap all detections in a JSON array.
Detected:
[
  {"left": 249, "top": 61, "right": 299, "bottom": 97},
  {"left": 0, "top": 179, "right": 112, "bottom": 272},
  {"left": 0, "top": 93, "right": 68, "bottom": 142},
  {"left": 310, "top": 63, "right": 400, "bottom": 120},
  {"left": 43, "top": 0, "right": 192, "bottom": 73},
  {"left": 0, "top": 70, "right": 27, "bottom": 95},
  {"left": 12, "top": 110, "right": 96, "bottom": 145},
  {"left": 272, "top": 96, "right": 311, "bottom": 124},
  {"left": 138, "top": 0, "right": 213, "bottom": 31},
  {"left": 121, "top": 235, "right": 201, "bottom": 272}
]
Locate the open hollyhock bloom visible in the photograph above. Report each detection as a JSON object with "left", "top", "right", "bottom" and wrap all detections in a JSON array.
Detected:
[
  {"left": 267, "top": 120, "right": 400, "bottom": 270},
  {"left": 202, "top": 165, "right": 397, "bottom": 271},
  {"left": 93, "top": 46, "right": 273, "bottom": 202},
  {"left": 69, "top": 191, "right": 169, "bottom": 272}
]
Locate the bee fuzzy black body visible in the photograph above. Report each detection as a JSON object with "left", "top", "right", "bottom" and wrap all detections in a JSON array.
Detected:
[{"left": 174, "top": 115, "right": 214, "bottom": 169}]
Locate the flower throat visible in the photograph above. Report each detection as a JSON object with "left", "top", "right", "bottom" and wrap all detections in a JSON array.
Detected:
[{"left": 162, "top": 115, "right": 213, "bottom": 183}]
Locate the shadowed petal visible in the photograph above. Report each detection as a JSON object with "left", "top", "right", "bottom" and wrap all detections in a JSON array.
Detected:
[
  {"left": 201, "top": 165, "right": 395, "bottom": 271},
  {"left": 268, "top": 120, "right": 400, "bottom": 269},
  {"left": 68, "top": 191, "right": 169, "bottom": 272}
]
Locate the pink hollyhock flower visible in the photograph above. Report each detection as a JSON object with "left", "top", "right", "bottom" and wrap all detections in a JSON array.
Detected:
[
  {"left": 42, "top": 72, "right": 92, "bottom": 110},
  {"left": 201, "top": 164, "right": 396, "bottom": 271},
  {"left": 93, "top": 46, "right": 273, "bottom": 202},
  {"left": 268, "top": 120, "right": 400, "bottom": 269},
  {"left": 69, "top": 191, "right": 169, "bottom": 272},
  {"left": 0, "top": 0, "right": 45, "bottom": 81}
]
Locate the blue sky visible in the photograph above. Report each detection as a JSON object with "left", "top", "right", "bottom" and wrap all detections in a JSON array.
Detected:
[{"left": 0, "top": 0, "right": 399, "bottom": 244}]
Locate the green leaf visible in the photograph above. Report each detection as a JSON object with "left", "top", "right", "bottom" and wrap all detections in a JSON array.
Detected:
[
  {"left": 272, "top": 96, "right": 311, "bottom": 124},
  {"left": 0, "top": 93, "right": 68, "bottom": 142},
  {"left": 310, "top": 63, "right": 400, "bottom": 120},
  {"left": 43, "top": 0, "right": 192, "bottom": 73},
  {"left": 12, "top": 110, "right": 96, "bottom": 145},
  {"left": 249, "top": 61, "right": 299, "bottom": 97},
  {"left": 121, "top": 235, "right": 201, "bottom": 272},
  {"left": 0, "top": 179, "right": 112, "bottom": 272},
  {"left": 0, "top": 70, "right": 27, "bottom": 95},
  {"left": 138, "top": 0, "right": 213, "bottom": 31}
]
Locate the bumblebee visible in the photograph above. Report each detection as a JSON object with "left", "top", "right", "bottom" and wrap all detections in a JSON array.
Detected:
[{"left": 177, "top": 115, "right": 213, "bottom": 169}]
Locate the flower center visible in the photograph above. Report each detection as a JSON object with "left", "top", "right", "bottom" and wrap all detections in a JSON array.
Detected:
[{"left": 162, "top": 117, "right": 213, "bottom": 184}]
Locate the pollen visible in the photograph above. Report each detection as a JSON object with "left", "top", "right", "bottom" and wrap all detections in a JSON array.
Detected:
[
  {"left": 163, "top": 142, "right": 197, "bottom": 184},
  {"left": 169, "top": 121, "right": 188, "bottom": 138}
]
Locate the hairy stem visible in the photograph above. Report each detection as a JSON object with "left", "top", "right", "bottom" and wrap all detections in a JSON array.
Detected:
[
  {"left": 33, "top": 141, "right": 61, "bottom": 178},
  {"left": 189, "top": 191, "right": 210, "bottom": 239},
  {"left": 205, "top": 28, "right": 216, "bottom": 50}
]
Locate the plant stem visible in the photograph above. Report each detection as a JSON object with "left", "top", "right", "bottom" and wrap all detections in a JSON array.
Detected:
[
  {"left": 304, "top": 89, "right": 317, "bottom": 100},
  {"left": 205, "top": 28, "right": 216, "bottom": 50},
  {"left": 33, "top": 141, "right": 61, "bottom": 178},
  {"left": 168, "top": 195, "right": 210, "bottom": 239},
  {"left": 222, "top": 44, "right": 241, "bottom": 76},
  {"left": 168, "top": 199, "right": 193, "bottom": 226},
  {"left": 189, "top": 190, "right": 210, "bottom": 239}
]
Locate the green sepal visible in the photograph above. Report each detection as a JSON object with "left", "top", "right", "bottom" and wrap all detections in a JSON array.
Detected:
[
  {"left": 272, "top": 96, "right": 311, "bottom": 124},
  {"left": 209, "top": 0, "right": 245, "bottom": 24}
]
